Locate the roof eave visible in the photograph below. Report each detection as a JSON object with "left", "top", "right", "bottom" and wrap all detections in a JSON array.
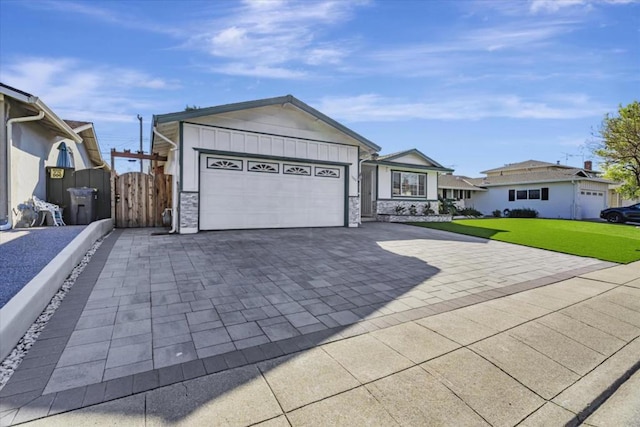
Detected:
[
  {"left": 153, "top": 95, "right": 381, "bottom": 153},
  {"left": 477, "top": 177, "right": 614, "bottom": 187},
  {"left": 368, "top": 159, "right": 453, "bottom": 173},
  {"left": 378, "top": 148, "right": 446, "bottom": 169},
  {"left": 34, "top": 99, "right": 82, "bottom": 142}
]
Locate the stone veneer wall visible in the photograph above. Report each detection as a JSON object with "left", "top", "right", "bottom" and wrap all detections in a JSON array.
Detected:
[
  {"left": 348, "top": 196, "right": 360, "bottom": 227},
  {"left": 179, "top": 192, "right": 199, "bottom": 230},
  {"left": 374, "top": 200, "right": 438, "bottom": 216}
]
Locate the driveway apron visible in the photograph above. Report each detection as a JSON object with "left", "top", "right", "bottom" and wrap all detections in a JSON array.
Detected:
[{"left": 0, "top": 222, "right": 613, "bottom": 422}]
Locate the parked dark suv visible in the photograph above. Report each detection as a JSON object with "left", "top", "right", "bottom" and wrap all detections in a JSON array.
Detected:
[{"left": 600, "top": 203, "right": 640, "bottom": 223}]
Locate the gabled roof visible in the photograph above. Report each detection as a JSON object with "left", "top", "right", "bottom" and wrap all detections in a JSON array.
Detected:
[
  {"left": 0, "top": 82, "right": 81, "bottom": 142},
  {"left": 63, "top": 120, "right": 110, "bottom": 171},
  {"left": 153, "top": 94, "right": 381, "bottom": 152},
  {"left": 468, "top": 170, "right": 612, "bottom": 187},
  {"left": 438, "top": 174, "right": 486, "bottom": 191},
  {"left": 481, "top": 159, "right": 575, "bottom": 174},
  {"left": 373, "top": 148, "right": 452, "bottom": 172}
]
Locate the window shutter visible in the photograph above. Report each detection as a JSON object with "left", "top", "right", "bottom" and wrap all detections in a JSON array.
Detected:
[
  {"left": 508, "top": 189, "right": 515, "bottom": 201},
  {"left": 541, "top": 187, "right": 549, "bottom": 200}
]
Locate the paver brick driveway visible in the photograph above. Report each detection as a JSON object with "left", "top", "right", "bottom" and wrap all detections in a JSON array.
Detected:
[{"left": 6, "top": 222, "right": 613, "bottom": 405}]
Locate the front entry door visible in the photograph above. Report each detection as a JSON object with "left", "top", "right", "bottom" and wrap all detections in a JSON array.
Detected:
[{"left": 361, "top": 167, "right": 373, "bottom": 217}]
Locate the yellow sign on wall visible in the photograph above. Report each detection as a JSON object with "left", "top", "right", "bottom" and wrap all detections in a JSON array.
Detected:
[{"left": 49, "top": 168, "right": 65, "bottom": 179}]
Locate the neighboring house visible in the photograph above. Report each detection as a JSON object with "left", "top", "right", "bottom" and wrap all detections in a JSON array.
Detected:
[
  {"left": 55, "top": 120, "right": 109, "bottom": 172},
  {"left": 0, "top": 83, "right": 108, "bottom": 230},
  {"left": 361, "top": 149, "right": 453, "bottom": 217},
  {"left": 607, "top": 184, "right": 640, "bottom": 208},
  {"left": 467, "top": 160, "right": 612, "bottom": 219},
  {"left": 150, "top": 95, "right": 451, "bottom": 233},
  {"left": 437, "top": 174, "right": 486, "bottom": 209}
]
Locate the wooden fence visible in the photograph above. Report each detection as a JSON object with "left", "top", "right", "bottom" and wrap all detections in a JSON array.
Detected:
[
  {"left": 114, "top": 172, "right": 172, "bottom": 228},
  {"left": 46, "top": 167, "right": 111, "bottom": 224}
]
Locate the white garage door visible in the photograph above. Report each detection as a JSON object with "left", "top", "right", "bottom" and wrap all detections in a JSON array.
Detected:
[
  {"left": 579, "top": 190, "right": 606, "bottom": 219},
  {"left": 199, "top": 154, "right": 346, "bottom": 230}
]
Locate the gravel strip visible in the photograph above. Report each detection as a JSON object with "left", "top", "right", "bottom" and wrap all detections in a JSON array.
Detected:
[
  {"left": 0, "top": 226, "right": 86, "bottom": 307},
  {"left": 0, "top": 231, "right": 111, "bottom": 390}
]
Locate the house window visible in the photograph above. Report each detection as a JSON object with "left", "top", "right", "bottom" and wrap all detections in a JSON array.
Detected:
[
  {"left": 392, "top": 171, "right": 426, "bottom": 197},
  {"left": 509, "top": 187, "right": 549, "bottom": 201}
]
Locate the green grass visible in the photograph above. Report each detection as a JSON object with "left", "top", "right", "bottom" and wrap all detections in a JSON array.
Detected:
[{"left": 410, "top": 218, "right": 640, "bottom": 264}]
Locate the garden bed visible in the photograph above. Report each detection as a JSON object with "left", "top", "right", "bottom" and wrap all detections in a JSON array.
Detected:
[{"left": 377, "top": 214, "right": 452, "bottom": 223}]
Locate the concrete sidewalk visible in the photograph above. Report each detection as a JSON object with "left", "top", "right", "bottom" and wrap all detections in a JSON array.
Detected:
[{"left": 7, "top": 260, "right": 640, "bottom": 426}]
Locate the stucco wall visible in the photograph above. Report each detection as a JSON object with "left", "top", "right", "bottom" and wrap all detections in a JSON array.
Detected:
[
  {"left": 470, "top": 182, "right": 577, "bottom": 219},
  {"left": 10, "top": 121, "right": 54, "bottom": 222},
  {"left": 45, "top": 138, "right": 92, "bottom": 170}
]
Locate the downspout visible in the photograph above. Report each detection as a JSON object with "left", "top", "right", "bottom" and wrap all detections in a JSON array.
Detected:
[
  {"left": 571, "top": 180, "right": 577, "bottom": 220},
  {"left": 358, "top": 152, "right": 378, "bottom": 220},
  {"left": 153, "top": 127, "right": 178, "bottom": 233},
  {"left": 1, "top": 110, "right": 46, "bottom": 231}
]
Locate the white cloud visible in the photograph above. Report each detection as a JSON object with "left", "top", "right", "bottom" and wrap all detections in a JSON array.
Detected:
[
  {"left": 316, "top": 93, "right": 607, "bottom": 122},
  {"left": 0, "top": 57, "right": 178, "bottom": 123},
  {"left": 186, "top": 0, "right": 366, "bottom": 77},
  {"left": 529, "top": 0, "right": 637, "bottom": 13},
  {"left": 213, "top": 63, "right": 307, "bottom": 79}
]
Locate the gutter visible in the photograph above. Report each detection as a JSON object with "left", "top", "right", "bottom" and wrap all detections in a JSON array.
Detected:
[
  {"left": 152, "top": 126, "right": 178, "bottom": 234},
  {"left": 1, "top": 110, "right": 45, "bottom": 231}
]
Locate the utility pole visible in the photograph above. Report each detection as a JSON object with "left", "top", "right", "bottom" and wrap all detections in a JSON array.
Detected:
[{"left": 137, "top": 114, "right": 143, "bottom": 173}]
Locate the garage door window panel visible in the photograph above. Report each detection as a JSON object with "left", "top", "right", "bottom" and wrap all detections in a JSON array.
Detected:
[
  {"left": 284, "top": 164, "right": 311, "bottom": 176},
  {"left": 207, "top": 157, "right": 243, "bottom": 170},
  {"left": 315, "top": 167, "right": 340, "bottom": 178},
  {"left": 248, "top": 161, "right": 279, "bottom": 173}
]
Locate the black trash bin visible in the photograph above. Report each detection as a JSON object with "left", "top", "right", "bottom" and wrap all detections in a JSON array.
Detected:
[{"left": 67, "top": 187, "right": 98, "bottom": 225}]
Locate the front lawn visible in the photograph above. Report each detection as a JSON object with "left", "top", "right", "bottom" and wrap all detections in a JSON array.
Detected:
[{"left": 410, "top": 219, "right": 640, "bottom": 264}]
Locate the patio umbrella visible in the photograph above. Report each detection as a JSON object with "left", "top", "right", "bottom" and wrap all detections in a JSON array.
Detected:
[{"left": 56, "top": 142, "right": 71, "bottom": 168}]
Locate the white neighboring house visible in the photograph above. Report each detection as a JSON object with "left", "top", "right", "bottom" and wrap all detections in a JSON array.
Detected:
[
  {"left": 150, "top": 96, "right": 452, "bottom": 233},
  {"left": 467, "top": 160, "right": 612, "bottom": 219},
  {"left": 437, "top": 174, "right": 486, "bottom": 210},
  {"left": 0, "top": 83, "right": 108, "bottom": 230}
]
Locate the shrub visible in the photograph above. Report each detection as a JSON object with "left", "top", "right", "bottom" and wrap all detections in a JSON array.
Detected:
[
  {"left": 458, "top": 207, "right": 483, "bottom": 217},
  {"left": 492, "top": 209, "right": 502, "bottom": 218},
  {"left": 438, "top": 197, "right": 458, "bottom": 215},
  {"left": 507, "top": 208, "right": 538, "bottom": 218},
  {"left": 408, "top": 204, "right": 417, "bottom": 215},
  {"left": 423, "top": 202, "right": 435, "bottom": 215},
  {"left": 394, "top": 205, "right": 406, "bottom": 215}
]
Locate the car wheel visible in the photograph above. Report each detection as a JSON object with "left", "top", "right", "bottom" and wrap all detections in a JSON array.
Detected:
[{"left": 607, "top": 212, "right": 624, "bottom": 223}]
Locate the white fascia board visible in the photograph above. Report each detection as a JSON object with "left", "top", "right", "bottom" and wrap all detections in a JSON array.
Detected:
[{"left": 34, "top": 99, "right": 82, "bottom": 142}]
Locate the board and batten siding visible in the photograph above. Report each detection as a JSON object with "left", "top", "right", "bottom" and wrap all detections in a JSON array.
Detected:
[
  {"left": 187, "top": 105, "right": 363, "bottom": 148},
  {"left": 377, "top": 165, "right": 439, "bottom": 200},
  {"left": 182, "top": 123, "right": 359, "bottom": 196}
]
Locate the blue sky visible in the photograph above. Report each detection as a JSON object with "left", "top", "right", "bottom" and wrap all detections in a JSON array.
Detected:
[{"left": 1, "top": 0, "right": 638, "bottom": 175}]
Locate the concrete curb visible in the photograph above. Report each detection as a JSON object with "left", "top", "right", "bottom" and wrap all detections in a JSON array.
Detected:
[{"left": 0, "top": 219, "right": 114, "bottom": 360}]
